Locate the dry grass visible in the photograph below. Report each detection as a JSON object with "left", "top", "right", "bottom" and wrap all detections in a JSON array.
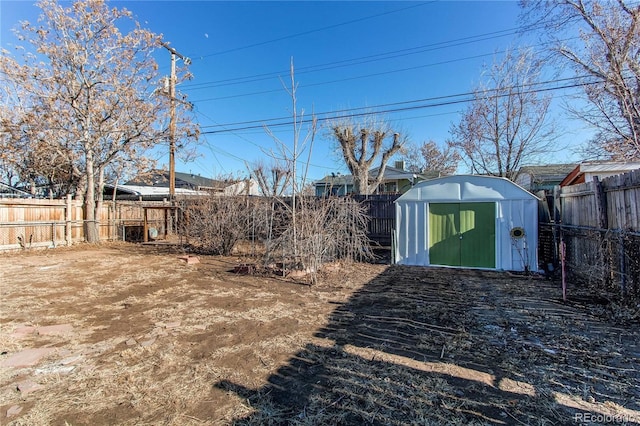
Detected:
[{"left": 0, "top": 243, "right": 638, "bottom": 425}]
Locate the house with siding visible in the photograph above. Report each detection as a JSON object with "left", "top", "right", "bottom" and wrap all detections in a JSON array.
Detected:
[
  {"left": 515, "top": 164, "right": 578, "bottom": 193},
  {"left": 314, "top": 161, "right": 442, "bottom": 196},
  {"left": 559, "top": 161, "right": 640, "bottom": 186},
  {"left": 105, "top": 170, "right": 259, "bottom": 200}
]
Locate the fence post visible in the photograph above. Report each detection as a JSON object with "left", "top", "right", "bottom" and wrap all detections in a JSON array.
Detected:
[
  {"left": 65, "top": 194, "right": 72, "bottom": 246},
  {"left": 593, "top": 177, "right": 608, "bottom": 229},
  {"left": 619, "top": 232, "right": 627, "bottom": 295},
  {"left": 143, "top": 207, "right": 149, "bottom": 243},
  {"left": 552, "top": 185, "right": 562, "bottom": 266}
]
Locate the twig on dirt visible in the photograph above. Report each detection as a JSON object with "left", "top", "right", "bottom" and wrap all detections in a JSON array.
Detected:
[
  {"left": 315, "top": 394, "right": 346, "bottom": 417},
  {"left": 369, "top": 406, "right": 381, "bottom": 423},
  {"left": 363, "top": 315, "right": 461, "bottom": 335},
  {"left": 440, "top": 344, "right": 445, "bottom": 359},
  {"left": 504, "top": 409, "right": 529, "bottom": 426},
  {"left": 549, "top": 378, "right": 573, "bottom": 393},
  {"left": 180, "top": 414, "right": 206, "bottom": 423}
]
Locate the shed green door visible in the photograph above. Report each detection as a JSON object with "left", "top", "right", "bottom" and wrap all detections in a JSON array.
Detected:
[{"left": 428, "top": 203, "right": 495, "bottom": 268}]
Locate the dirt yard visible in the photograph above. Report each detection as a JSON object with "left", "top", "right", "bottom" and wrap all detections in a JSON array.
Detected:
[{"left": 0, "top": 243, "right": 639, "bottom": 425}]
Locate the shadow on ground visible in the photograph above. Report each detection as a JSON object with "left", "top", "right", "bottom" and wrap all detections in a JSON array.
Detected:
[{"left": 216, "top": 266, "right": 640, "bottom": 425}]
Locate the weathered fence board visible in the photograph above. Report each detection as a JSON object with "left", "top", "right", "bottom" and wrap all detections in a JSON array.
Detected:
[
  {"left": 549, "top": 168, "right": 640, "bottom": 299},
  {"left": 559, "top": 169, "right": 640, "bottom": 231},
  {"left": 0, "top": 198, "right": 172, "bottom": 251}
]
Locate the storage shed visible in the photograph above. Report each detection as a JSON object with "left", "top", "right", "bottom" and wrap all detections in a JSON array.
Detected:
[{"left": 394, "top": 175, "right": 539, "bottom": 272}]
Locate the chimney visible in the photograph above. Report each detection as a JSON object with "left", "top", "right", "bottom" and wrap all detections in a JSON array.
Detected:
[{"left": 394, "top": 160, "right": 405, "bottom": 171}]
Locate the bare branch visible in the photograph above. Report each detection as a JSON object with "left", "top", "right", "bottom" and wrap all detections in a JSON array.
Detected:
[
  {"left": 448, "top": 48, "right": 557, "bottom": 181},
  {"left": 1, "top": 0, "right": 198, "bottom": 240},
  {"left": 522, "top": 0, "right": 640, "bottom": 160},
  {"left": 330, "top": 116, "right": 407, "bottom": 195}
]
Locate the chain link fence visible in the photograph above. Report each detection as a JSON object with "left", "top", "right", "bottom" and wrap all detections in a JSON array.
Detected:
[{"left": 540, "top": 223, "right": 640, "bottom": 302}]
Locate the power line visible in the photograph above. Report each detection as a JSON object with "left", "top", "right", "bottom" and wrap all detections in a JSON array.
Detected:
[
  {"left": 203, "top": 109, "right": 462, "bottom": 137},
  {"left": 193, "top": 106, "right": 344, "bottom": 173},
  {"left": 194, "top": 106, "right": 265, "bottom": 152},
  {"left": 181, "top": 11, "right": 583, "bottom": 93},
  {"left": 186, "top": 33, "right": 581, "bottom": 105},
  {"left": 189, "top": 51, "right": 500, "bottom": 104},
  {"left": 191, "top": 127, "right": 228, "bottom": 175},
  {"left": 199, "top": 75, "right": 600, "bottom": 135},
  {"left": 187, "top": 2, "right": 436, "bottom": 59},
  {"left": 184, "top": 27, "right": 525, "bottom": 90},
  {"left": 183, "top": 22, "right": 558, "bottom": 93},
  {"left": 200, "top": 75, "right": 589, "bottom": 129}
]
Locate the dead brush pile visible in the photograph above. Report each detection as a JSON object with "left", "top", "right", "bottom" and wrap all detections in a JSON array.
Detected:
[{"left": 181, "top": 195, "right": 372, "bottom": 284}]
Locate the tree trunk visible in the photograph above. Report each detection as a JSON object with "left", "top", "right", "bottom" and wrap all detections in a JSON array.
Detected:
[
  {"left": 84, "top": 150, "right": 100, "bottom": 243},
  {"left": 350, "top": 164, "right": 369, "bottom": 195}
]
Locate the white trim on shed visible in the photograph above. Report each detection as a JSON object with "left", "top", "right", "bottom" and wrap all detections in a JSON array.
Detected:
[{"left": 394, "top": 175, "right": 539, "bottom": 272}]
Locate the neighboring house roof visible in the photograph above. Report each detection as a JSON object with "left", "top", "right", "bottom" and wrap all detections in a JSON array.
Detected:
[
  {"left": 518, "top": 163, "right": 578, "bottom": 180},
  {"left": 172, "top": 171, "right": 222, "bottom": 190},
  {"left": 0, "top": 182, "right": 33, "bottom": 198},
  {"left": 315, "top": 166, "right": 442, "bottom": 186},
  {"left": 369, "top": 166, "right": 422, "bottom": 180},
  {"left": 516, "top": 163, "right": 578, "bottom": 191},
  {"left": 314, "top": 174, "right": 354, "bottom": 186},
  {"left": 126, "top": 170, "right": 222, "bottom": 190},
  {"left": 104, "top": 184, "right": 206, "bottom": 201},
  {"left": 560, "top": 161, "right": 640, "bottom": 186},
  {"left": 125, "top": 170, "right": 258, "bottom": 193},
  {"left": 107, "top": 174, "right": 260, "bottom": 200}
]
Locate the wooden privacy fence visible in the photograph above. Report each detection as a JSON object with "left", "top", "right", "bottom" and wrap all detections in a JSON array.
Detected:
[
  {"left": 351, "top": 194, "right": 400, "bottom": 246},
  {"left": 0, "top": 198, "right": 170, "bottom": 251},
  {"left": 0, "top": 197, "right": 81, "bottom": 250},
  {"left": 541, "top": 169, "right": 640, "bottom": 299},
  {"left": 0, "top": 194, "right": 399, "bottom": 251}
]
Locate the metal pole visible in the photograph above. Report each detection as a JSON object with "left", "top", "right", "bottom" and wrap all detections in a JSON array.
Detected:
[
  {"left": 169, "top": 52, "right": 176, "bottom": 200},
  {"left": 560, "top": 237, "right": 567, "bottom": 302}
]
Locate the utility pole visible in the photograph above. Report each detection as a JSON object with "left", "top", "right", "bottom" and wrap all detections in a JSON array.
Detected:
[{"left": 161, "top": 42, "right": 191, "bottom": 200}]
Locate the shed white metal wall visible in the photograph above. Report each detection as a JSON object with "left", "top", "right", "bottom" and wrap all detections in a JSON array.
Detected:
[{"left": 394, "top": 175, "right": 539, "bottom": 271}]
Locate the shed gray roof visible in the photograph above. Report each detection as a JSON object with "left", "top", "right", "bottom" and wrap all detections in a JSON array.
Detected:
[{"left": 396, "top": 175, "right": 539, "bottom": 202}]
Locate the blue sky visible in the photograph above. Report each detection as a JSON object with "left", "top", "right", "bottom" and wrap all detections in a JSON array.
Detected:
[{"left": 1, "top": 1, "right": 591, "bottom": 182}]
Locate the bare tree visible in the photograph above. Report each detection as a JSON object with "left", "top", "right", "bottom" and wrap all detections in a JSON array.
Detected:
[
  {"left": 261, "top": 58, "right": 317, "bottom": 261},
  {"left": 251, "top": 60, "right": 374, "bottom": 282},
  {"left": 521, "top": 0, "right": 640, "bottom": 160},
  {"left": 331, "top": 117, "right": 407, "bottom": 195},
  {"left": 401, "top": 140, "right": 461, "bottom": 175},
  {"left": 248, "top": 160, "right": 291, "bottom": 245},
  {"left": 250, "top": 160, "right": 291, "bottom": 198},
  {"left": 0, "top": 0, "right": 197, "bottom": 241},
  {"left": 448, "top": 48, "right": 556, "bottom": 181}
]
